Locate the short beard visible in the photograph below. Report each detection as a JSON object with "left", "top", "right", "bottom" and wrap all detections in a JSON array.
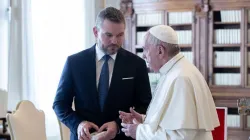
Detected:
[{"left": 97, "top": 41, "right": 120, "bottom": 55}]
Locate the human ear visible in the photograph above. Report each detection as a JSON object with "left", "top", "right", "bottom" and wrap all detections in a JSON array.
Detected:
[
  {"left": 158, "top": 45, "right": 165, "bottom": 58},
  {"left": 93, "top": 26, "right": 98, "bottom": 38},
  {"left": 158, "top": 45, "right": 164, "bottom": 54}
]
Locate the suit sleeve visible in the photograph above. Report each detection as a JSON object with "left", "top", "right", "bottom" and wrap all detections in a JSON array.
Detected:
[
  {"left": 52, "top": 57, "right": 82, "bottom": 136},
  {"left": 134, "top": 59, "right": 152, "bottom": 114}
]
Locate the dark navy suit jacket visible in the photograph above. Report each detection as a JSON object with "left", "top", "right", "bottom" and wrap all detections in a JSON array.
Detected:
[{"left": 53, "top": 45, "right": 152, "bottom": 140}]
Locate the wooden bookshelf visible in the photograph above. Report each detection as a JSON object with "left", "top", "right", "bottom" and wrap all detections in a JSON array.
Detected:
[{"left": 208, "top": 1, "right": 249, "bottom": 139}]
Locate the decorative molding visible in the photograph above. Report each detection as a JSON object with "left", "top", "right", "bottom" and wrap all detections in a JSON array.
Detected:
[
  {"left": 133, "top": 1, "right": 197, "bottom": 12},
  {"left": 210, "top": 0, "right": 250, "bottom": 10},
  {"left": 120, "top": 0, "right": 133, "bottom": 17},
  {"left": 238, "top": 98, "right": 250, "bottom": 115},
  {"left": 194, "top": 3, "right": 209, "bottom": 18}
]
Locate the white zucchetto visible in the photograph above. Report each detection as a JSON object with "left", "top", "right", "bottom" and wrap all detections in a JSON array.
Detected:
[{"left": 149, "top": 25, "right": 178, "bottom": 44}]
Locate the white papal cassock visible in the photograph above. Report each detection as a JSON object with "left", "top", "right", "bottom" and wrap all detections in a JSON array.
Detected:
[{"left": 136, "top": 53, "right": 220, "bottom": 140}]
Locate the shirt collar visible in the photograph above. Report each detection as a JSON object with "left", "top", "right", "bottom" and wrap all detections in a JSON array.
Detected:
[
  {"left": 95, "top": 44, "right": 117, "bottom": 61},
  {"left": 159, "top": 53, "right": 184, "bottom": 75}
]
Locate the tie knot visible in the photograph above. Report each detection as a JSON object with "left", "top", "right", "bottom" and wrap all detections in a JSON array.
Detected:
[{"left": 103, "top": 55, "right": 111, "bottom": 62}]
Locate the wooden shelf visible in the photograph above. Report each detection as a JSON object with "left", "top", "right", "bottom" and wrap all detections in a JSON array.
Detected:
[
  {"left": 214, "top": 66, "right": 240, "bottom": 69},
  {"left": 214, "top": 22, "right": 240, "bottom": 25},
  {"left": 169, "top": 23, "right": 192, "bottom": 26},
  {"left": 210, "top": 86, "right": 250, "bottom": 99},
  {"left": 213, "top": 44, "right": 241, "bottom": 47},
  {"left": 228, "top": 127, "right": 242, "bottom": 130},
  {"left": 179, "top": 44, "right": 192, "bottom": 48}
]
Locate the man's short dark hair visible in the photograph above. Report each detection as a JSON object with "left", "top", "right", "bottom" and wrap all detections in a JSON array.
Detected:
[{"left": 96, "top": 7, "right": 125, "bottom": 30}]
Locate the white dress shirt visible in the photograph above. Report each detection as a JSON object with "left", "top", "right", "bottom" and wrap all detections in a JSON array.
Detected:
[{"left": 95, "top": 44, "right": 117, "bottom": 87}]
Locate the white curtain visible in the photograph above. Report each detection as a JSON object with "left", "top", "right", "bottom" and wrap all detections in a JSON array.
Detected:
[
  {"left": 8, "top": 0, "right": 96, "bottom": 139},
  {"left": 8, "top": 0, "right": 26, "bottom": 110},
  {"left": 0, "top": 0, "right": 9, "bottom": 91}
]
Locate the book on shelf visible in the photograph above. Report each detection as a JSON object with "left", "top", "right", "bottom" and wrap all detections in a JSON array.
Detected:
[
  {"left": 168, "top": 12, "right": 192, "bottom": 25},
  {"left": 137, "top": 12, "right": 163, "bottom": 26},
  {"left": 214, "top": 73, "right": 241, "bottom": 86},
  {"left": 227, "top": 114, "right": 241, "bottom": 127},
  {"left": 214, "top": 29, "right": 240, "bottom": 44},
  {"left": 220, "top": 10, "right": 241, "bottom": 23},
  {"left": 136, "top": 31, "right": 147, "bottom": 45},
  {"left": 214, "top": 51, "right": 240, "bottom": 67},
  {"left": 176, "top": 30, "right": 192, "bottom": 44}
]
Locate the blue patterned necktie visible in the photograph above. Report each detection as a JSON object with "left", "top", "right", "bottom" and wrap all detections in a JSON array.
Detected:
[{"left": 98, "top": 55, "right": 110, "bottom": 112}]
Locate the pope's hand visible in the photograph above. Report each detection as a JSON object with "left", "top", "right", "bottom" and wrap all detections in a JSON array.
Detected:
[
  {"left": 77, "top": 121, "right": 99, "bottom": 140},
  {"left": 121, "top": 120, "right": 139, "bottom": 139},
  {"left": 119, "top": 107, "right": 143, "bottom": 124}
]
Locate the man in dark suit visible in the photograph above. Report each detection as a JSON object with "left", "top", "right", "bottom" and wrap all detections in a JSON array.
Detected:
[{"left": 53, "top": 7, "right": 152, "bottom": 140}]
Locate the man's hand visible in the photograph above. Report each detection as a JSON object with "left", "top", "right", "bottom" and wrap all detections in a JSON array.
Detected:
[
  {"left": 119, "top": 107, "right": 143, "bottom": 124},
  {"left": 121, "top": 121, "right": 139, "bottom": 139},
  {"left": 77, "top": 121, "right": 99, "bottom": 140},
  {"left": 96, "top": 121, "right": 118, "bottom": 140}
]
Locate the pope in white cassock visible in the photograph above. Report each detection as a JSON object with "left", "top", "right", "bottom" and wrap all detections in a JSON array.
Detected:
[{"left": 119, "top": 25, "right": 220, "bottom": 140}]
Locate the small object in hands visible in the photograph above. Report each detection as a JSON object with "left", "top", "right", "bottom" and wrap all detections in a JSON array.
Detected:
[
  {"left": 237, "top": 98, "right": 250, "bottom": 115},
  {"left": 91, "top": 132, "right": 98, "bottom": 136},
  {"left": 91, "top": 131, "right": 106, "bottom": 140}
]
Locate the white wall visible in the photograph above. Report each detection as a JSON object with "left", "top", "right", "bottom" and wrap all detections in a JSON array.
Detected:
[
  {"left": 105, "top": 0, "right": 120, "bottom": 9},
  {"left": 95, "top": 0, "right": 120, "bottom": 17}
]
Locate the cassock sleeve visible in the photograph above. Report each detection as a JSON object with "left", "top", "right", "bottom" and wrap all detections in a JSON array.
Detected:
[{"left": 136, "top": 124, "right": 197, "bottom": 140}]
